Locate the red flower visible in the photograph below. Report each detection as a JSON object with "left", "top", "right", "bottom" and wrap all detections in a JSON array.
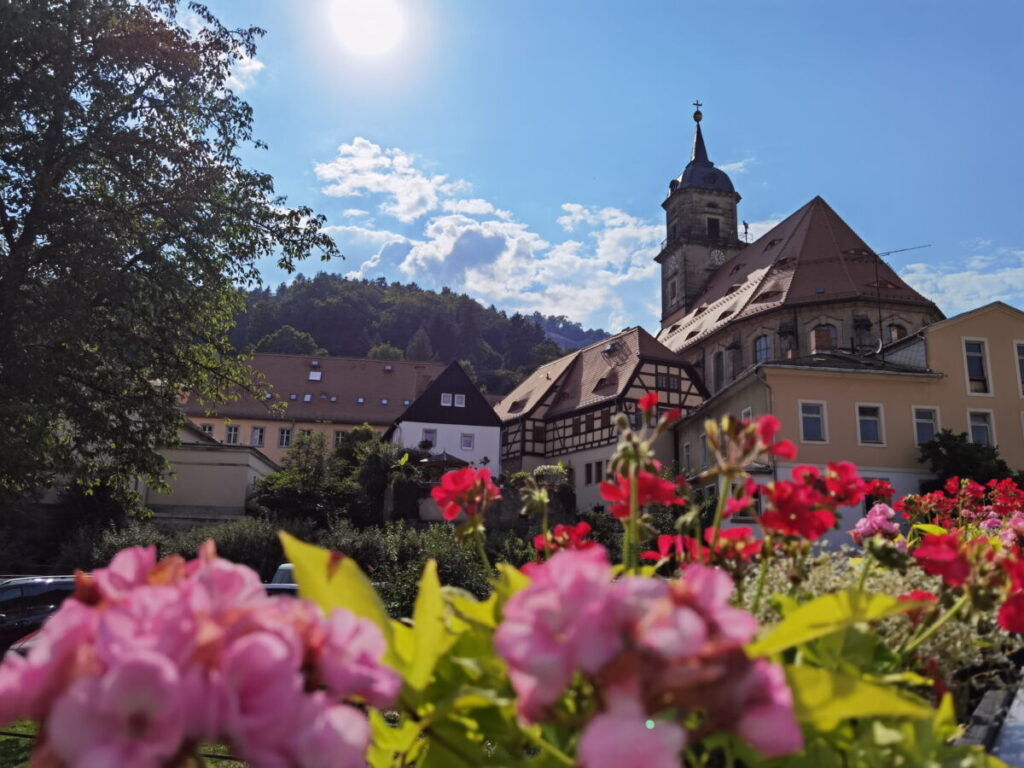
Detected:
[
  {"left": 754, "top": 415, "right": 797, "bottom": 460},
  {"left": 864, "top": 478, "right": 895, "bottom": 500},
  {"left": 999, "top": 592, "right": 1024, "bottom": 634},
  {"left": 431, "top": 467, "right": 501, "bottom": 521},
  {"left": 641, "top": 534, "right": 684, "bottom": 562},
  {"left": 912, "top": 533, "right": 969, "bottom": 588},
  {"left": 767, "top": 439, "right": 797, "bottom": 461},
  {"left": 760, "top": 480, "right": 835, "bottom": 541},
  {"left": 535, "top": 522, "right": 596, "bottom": 554},
  {"left": 755, "top": 414, "right": 781, "bottom": 443},
  {"left": 638, "top": 391, "right": 659, "bottom": 414},
  {"left": 599, "top": 471, "right": 686, "bottom": 519},
  {"left": 704, "top": 526, "right": 762, "bottom": 561},
  {"left": 898, "top": 590, "right": 938, "bottom": 626},
  {"left": 824, "top": 461, "right": 867, "bottom": 507},
  {"left": 724, "top": 478, "right": 758, "bottom": 518}
]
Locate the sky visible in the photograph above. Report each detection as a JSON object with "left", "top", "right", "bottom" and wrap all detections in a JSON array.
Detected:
[{"left": 203, "top": 0, "right": 1024, "bottom": 334}]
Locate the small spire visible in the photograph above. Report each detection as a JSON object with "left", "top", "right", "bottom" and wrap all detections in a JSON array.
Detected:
[{"left": 691, "top": 120, "right": 709, "bottom": 164}]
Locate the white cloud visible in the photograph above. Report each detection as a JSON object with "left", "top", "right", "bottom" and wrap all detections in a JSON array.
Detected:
[
  {"left": 343, "top": 208, "right": 369, "bottom": 217},
  {"left": 901, "top": 246, "right": 1024, "bottom": 315},
  {"left": 442, "top": 198, "right": 511, "bottom": 219},
  {"left": 719, "top": 157, "right": 756, "bottom": 174},
  {"left": 314, "top": 137, "right": 467, "bottom": 223},
  {"left": 226, "top": 54, "right": 264, "bottom": 92}
]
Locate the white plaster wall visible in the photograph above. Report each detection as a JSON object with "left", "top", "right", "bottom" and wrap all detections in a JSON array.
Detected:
[{"left": 393, "top": 421, "right": 501, "bottom": 474}]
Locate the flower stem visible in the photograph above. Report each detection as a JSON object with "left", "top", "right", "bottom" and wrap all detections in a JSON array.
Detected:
[
  {"left": 708, "top": 472, "right": 732, "bottom": 555},
  {"left": 903, "top": 591, "right": 971, "bottom": 655},
  {"left": 627, "top": 465, "right": 640, "bottom": 573},
  {"left": 540, "top": 502, "right": 550, "bottom": 562},
  {"left": 855, "top": 556, "right": 871, "bottom": 592},
  {"left": 751, "top": 548, "right": 771, "bottom": 614},
  {"left": 474, "top": 530, "right": 491, "bottom": 572},
  {"left": 520, "top": 727, "right": 575, "bottom": 766}
]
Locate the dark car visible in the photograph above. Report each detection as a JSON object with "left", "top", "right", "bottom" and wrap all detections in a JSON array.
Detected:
[{"left": 0, "top": 576, "right": 75, "bottom": 653}]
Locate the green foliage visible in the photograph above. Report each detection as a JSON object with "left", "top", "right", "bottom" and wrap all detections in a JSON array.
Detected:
[
  {"left": 228, "top": 274, "right": 604, "bottom": 394},
  {"left": 367, "top": 342, "right": 405, "bottom": 360},
  {"left": 254, "top": 324, "right": 326, "bottom": 355},
  {"left": 0, "top": 0, "right": 337, "bottom": 498},
  {"left": 918, "top": 429, "right": 1017, "bottom": 490}
]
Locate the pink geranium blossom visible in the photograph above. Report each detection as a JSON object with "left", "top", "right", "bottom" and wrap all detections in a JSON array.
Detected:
[{"left": 578, "top": 683, "right": 685, "bottom": 768}]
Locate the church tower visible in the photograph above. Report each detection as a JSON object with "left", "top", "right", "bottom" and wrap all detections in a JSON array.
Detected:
[{"left": 657, "top": 103, "right": 744, "bottom": 327}]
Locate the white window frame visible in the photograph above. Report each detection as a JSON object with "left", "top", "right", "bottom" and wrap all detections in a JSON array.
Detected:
[
  {"left": 910, "top": 405, "right": 941, "bottom": 446},
  {"left": 278, "top": 427, "right": 292, "bottom": 448},
  {"left": 421, "top": 429, "right": 437, "bottom": 447},
  {"left": 308, "top": 370, "right": 322, "bottom": 381},
  {"left": 967, "top": 408, "right": 996, "bottom": 446},
  {"left": 460, "top": 433, "right": 474, "bottom": 451},
  {"left": 454, "top": 394, "right": 466, "bottom": 408},
  {"left": 200, "top": 423, "right": 214, "bottom": 436},
  {"left": 1014, "top": 339, "right": 1024, "bottom": 399},
  {"left": 250, "top": 426, "right": 265, "bottom": 447},
  {"left": 302, "top": 393, "right": 312, "bottom": 403},
  {"left": 798, "top": 399, "right": 828, "bottom": 444},
  {"left": 334, "top": 430, "right": 345, "bottom": 448},
  {"left": 225, "top": 425, "right": 239, "bottom": 445},
  {"left": 855, "top": 402, "right": 885, "bottom": 446},
  {"left": 381, "top": 398, "right": 389, "bottom": 406},
  {"left": 740, "top": 406, "right": 753, "bottom": 422},
  {"left": 962, "top": 336, "right": 994, "bottom": 397},
  {"left": 441, "top": 392, "right": 453, "bottom": 407}
]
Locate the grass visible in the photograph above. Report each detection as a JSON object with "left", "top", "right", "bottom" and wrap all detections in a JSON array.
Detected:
[{"left": 0, "top": 721, "right": 246, "bottom": 767}]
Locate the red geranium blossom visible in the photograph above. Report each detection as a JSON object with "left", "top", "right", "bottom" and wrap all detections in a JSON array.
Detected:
[
  {"left": 599, "top": 471, "right": 686, "bottom": 519},
  {"left": 705, "top": 526, "right": 762, "bottom": 561},
  {"left": 641, "top": 534, "right": 684, "bottom": 562},
  {"left": 638, "top": 391, "right": 659, "bottom": 414},
  {"left": 431, "top": 467, "right": 501, "bottom": 521},
  {"left": 912, "top": 533, "right": 969, "bottom": 588},
  {"left": 999, "top": 592, "right": 1024, "bottom": 634},
  {"left": 534, "top": 522, "right": 596, "bottom": 554},
  {"left": 759, "top": 480, "right": 835, "bottom": 541},
  {"left": 898, "top": 590, "right": 938, "bottom": 626}
]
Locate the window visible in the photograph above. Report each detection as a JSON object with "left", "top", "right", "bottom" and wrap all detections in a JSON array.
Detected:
[
  {"left": 713, "top": 351, "right": 725, "bottom": 392},
  {"left": 969, "top": 411, "right": 994, "bottom": 446},
  {"left": 753, "top": 335, "right": 771, "bottom": 363},
  {"left": 308, "top": 370, "right": 322, "bottom": 381},
  {"left": 707, "top": 217, "right": 720, "bottom": 239},
  {"left": 300, "top": 429, "right": 312, "bottom": 438},
  {"left": 454, "top": 394, "right": 466, "bottom": 407},
  {"left": 683, "top": 442, "right": 691, "bottom": 470},
  {"left": 329, "top": 396, "right": 338, "bottom": 402},
  {"left": 334, "top": 430, "right": 345, "bottom": 449},
  {"left": 250, "top": 426, "right": 265, "bottom": 447},
  {"left": 572, "top": 416, "right": 581, "bottom": 435},
  {"left": 585, "top": 463, "right": 593, "bottom": 485},
  {"left": 668, "top": 374, "right": 680, "bottom": 390},
  {"left": 278, "top": 428, "right": 292, "bottom": 448},
  {"left": 888, "top": 324, "right": 907, "bottom": 342},
  {"left": 857, "top": 404, "right": 883, "bottom": 445},
  {"left": 225, "top": 425, "right": 239, "bottom": 444},
  {"left": 812, "top": 324, "right": 837, "bottom": 351},
  {"left": 741, "top": 407, "right": 752, "bottom": 422},
  {"left": 289, "top": 393, "right": 297, "bottom": 400},
  {"left": 421, "top": 429, "right": 437, "bottom": 447},
  {"left": 669, "top": 280, "right": 677, "bottom": 301},
  {"left": 381, "top": 398, "right": 389, "bottom": 406},
  {"left": 965, "top": 340, "right": 990, "bottom": 393},
  {"left": 601, "top": 409, "right": 611, "bottom": 429},
  {"left": 532, "top": 425, "right": 545, "bottom": 442},
  {"left": 200, "top": 423, "right": 214, "bottom": 436},
  {"left": 460, "top": 433, "right": 475, "bottom": 451},
  {"left": 356, "top": 396, "right": 365, "bottom": 405},
  {"left": 585, "top": 412, "right": 595, "bottom": 431},
  {"left": 657, "top": 373, "right": 668, "bottom": 389},
  {"left": 913, "top": 407, "right": 938, "bottom": 445},
  {"left": 1017, "top": 343, "right": 1024, "bottom": 396},
  {"left": 403, "top": 399, "right": 412, "bottom": 406},
  {"left": 441, "top": 393, "right": 453, "bottom": 406},
  {"left": 594, "top": 460, "right": 603, "bottom": 482},
  {"left": 699, "top": 434, "right": 709, "bottom": 467},
  {"left": 800, "top": 402, "right": 826, "bottom": 442},
  {"left": 302, "top": 393, "right": 312, "bottom": 403}
]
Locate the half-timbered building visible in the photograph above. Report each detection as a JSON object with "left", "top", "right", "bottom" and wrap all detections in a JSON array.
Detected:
[{"left": 494, "top": 327, "right": 708, "bottom": 508}]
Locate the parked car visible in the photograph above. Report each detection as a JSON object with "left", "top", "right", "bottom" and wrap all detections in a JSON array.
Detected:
[
  {"left": 0, "top": 576, "right": 75, "bottom": 654},
  {"left": 270, "top": 563, "right": 295, "bottom": 584}
]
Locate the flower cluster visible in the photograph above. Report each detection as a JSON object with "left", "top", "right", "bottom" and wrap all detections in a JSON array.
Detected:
[
  {"left": 494, "top": 546, "right": 802, "bottom": 765},
  {"left": 533, "top": 521, "right": 595, "bottom": 555},
  {"left": 430, "top": 466, "right": 501, "bottom": 520},
  {"left": 599, "top": 466, "right": 687, "bottom": 519},
  {"left": 851, "top": 503, "right": 901, "bottom": 546},
  {"left": 0, "top": 543, "right": 399, "bottom": 768}
]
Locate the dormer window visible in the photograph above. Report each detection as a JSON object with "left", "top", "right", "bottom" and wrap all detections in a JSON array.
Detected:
[
  {"left": 383, "top": 365, "right": 394, "bottom": 372},
  {"left": 308, "top": 370, "right": 322, "bottom": 381},
  {"left": 381, "top": 398, "right": 389, "bottom": 405},
  {"left": 303, "top": 394, "right": 312, "bottom": 403},
  {"left": 454, "top": 394, "right": 466, "bottom": 407},
  {"left": 356, "top": 396, "right": 366, "bottom": 404},
  {"left": 441, "top": 393, "right": 453, "bottom": 406},
  {"left": 288, "top": 393, "right": 297, "bottom": 400}
]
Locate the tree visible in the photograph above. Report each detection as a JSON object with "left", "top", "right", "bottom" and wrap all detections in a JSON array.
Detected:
[
  {"left": 367, "top": 343, "right": 404, "bottom": 361},
  {"left": 0, "top": 1, "right": 337, "bottom": 498},
  {"left": 405, "top": 327, "right": 437, "bottom": 361},
  {"left": 255, "top": 325, "right": 326, "bottom": 355},
  {"left": 918, "top": 429, "right": 1017, "bottom": 491}
]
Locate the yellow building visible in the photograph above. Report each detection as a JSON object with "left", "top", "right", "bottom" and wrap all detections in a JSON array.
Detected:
[
  {"left": 181, "top": 354, "right": 446, "bottom": 465},
  {"left": 676, "top": 302, "right": 1024, "bottom": 538}
]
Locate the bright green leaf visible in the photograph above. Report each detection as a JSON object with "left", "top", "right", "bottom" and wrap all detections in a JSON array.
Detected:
[
  {"left": 749, "top": 590, "right": 917, "bottom": 657},
  {"left": 787, "top": 665, "right": 935, "bottom": 725},
  {"left": 913, "top": 523, "right": 948, "bottom": 535},
  {"left": 444, "top": 587, "right": 497, "bottom": 629},
  {"left": 367, "top": 710, "right": 422, "bottom": 767},
  {"left": 407, "top": 560, "right": 456, "bottom": 690}
]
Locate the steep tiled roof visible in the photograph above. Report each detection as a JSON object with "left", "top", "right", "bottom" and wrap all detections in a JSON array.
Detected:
[
  {"left": 182, "top": 354, "right": 445, "bottom": 426},
  {"left": 495, "top": 327, "right": 706, "bottom": 422},
  {"left": 658, "top": 196, "right": 940, "bottom": 351}
]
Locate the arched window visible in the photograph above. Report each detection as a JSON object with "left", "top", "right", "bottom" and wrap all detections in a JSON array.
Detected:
[
  {"left": 753, "top": 335, "right": 771, "bottom": 363},
  {"left": 713, "top": 350, "right": 725, "bottom": 392},
  {"left": 812, "top": 324, "right": 837, "bottom": 351},
  {"left": 888, "top": 324, "right": 907, "bottom": 342}
]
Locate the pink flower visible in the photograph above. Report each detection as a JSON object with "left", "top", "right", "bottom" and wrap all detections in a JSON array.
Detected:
[
  {"left": 318, "top": 608, "right": 401, "bottom": 708},
  {"left": 48, "top": 651, "right": 184, "bottom": 768},
  {"left": 97, "top": 585, "right": 198, "bottom": 667},
  {"left": 681, "top": 565, "right": 759, "bottom": 644},
  {"left": 850, "top": 503, "right": 901, "bottom": 546},
  {"left": 495, "top": 547, "right": 621, "bottom": 721},
  {"left": 577, "top": 683, "right": 686, "bottom": 768},
  {"left": 734, "top": 660, "right": 803, "bottom": 757},
  {"left": 92, "top": 545, "right": 158, "bottom": 602},
  {"left": 292, "top": 694, "right": 372, "bottom": 768}
]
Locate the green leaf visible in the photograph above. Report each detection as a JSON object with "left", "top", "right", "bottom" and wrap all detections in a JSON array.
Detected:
[
  {"left": 279, "top": 531, "right": 398, "bottom": 664},
  {"left": 787, "top": 665, "right": 935, "bottom": 726},
  {"left": 494, "top": 562, "right": 530, "bottom": 605},
  {"left": 367, "top": 710, "right": 422, "bottom": 767},
  {"left": 749, "top": 590, "right": 917, "bottom": 657},
  {"left": 913, "top": 523, "right": 948, "bottom": 535},
  {"left": 444, "top": 587, "right": 497, "bottom": 629},
  {"left": 407, "top": 560, "right": 456, "bottom": 690}
]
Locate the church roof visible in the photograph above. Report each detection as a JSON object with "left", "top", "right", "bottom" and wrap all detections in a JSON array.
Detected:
[
  {"left": 670, "top": 112, "right": 736, "bottom": 195},
  {"left": 657, "top": 196, "right": 941, "bottom": 351}
]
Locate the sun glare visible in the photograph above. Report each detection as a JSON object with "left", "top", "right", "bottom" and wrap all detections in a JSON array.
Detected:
[{"left": 331, "top": 0, "right": 405, "bottom": 57}]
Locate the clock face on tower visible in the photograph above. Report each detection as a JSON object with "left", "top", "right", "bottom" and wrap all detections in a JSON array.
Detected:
[{"left": 710, "top": 248, "right": 725, "bottom": 266}]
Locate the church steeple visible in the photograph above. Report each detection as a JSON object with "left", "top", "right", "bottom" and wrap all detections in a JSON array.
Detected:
[{"left": 690, "top": 101, "right": 709, "bottom": 164}]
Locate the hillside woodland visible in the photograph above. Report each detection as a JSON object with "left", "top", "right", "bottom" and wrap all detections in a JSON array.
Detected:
[{"left": 229, "top": 274, "right": 608, "bottom": 393}]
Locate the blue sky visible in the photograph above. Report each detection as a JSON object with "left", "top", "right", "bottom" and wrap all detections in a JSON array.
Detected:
[{"left": 204, "top": 0, "right": 1024, "bottom": 333}]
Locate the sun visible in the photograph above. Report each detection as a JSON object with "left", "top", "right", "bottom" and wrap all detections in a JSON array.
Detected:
[{"left": 331, "top": 0, "right": 405, "bottom": 57}]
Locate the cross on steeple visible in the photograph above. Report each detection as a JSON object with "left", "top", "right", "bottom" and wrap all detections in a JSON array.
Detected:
[{"left": 692, "top": 99, "right": 702, "bottom": 110}]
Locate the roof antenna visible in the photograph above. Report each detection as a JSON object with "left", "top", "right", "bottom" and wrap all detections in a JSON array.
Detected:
[
  {"left": 742, "top": 220, "right": 750, "bottom": 243},
  {"left": 871, "top": 244, "right": 931, "bottom": 361}
]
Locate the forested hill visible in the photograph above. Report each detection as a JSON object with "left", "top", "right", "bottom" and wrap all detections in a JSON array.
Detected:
[{"left": 229, "top": 274, "right": 609, "bottom": 394}]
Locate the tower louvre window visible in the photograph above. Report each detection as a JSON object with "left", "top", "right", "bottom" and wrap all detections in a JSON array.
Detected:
[{"left": 707, "top": 217, "right": 720, "bottom": 239}]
